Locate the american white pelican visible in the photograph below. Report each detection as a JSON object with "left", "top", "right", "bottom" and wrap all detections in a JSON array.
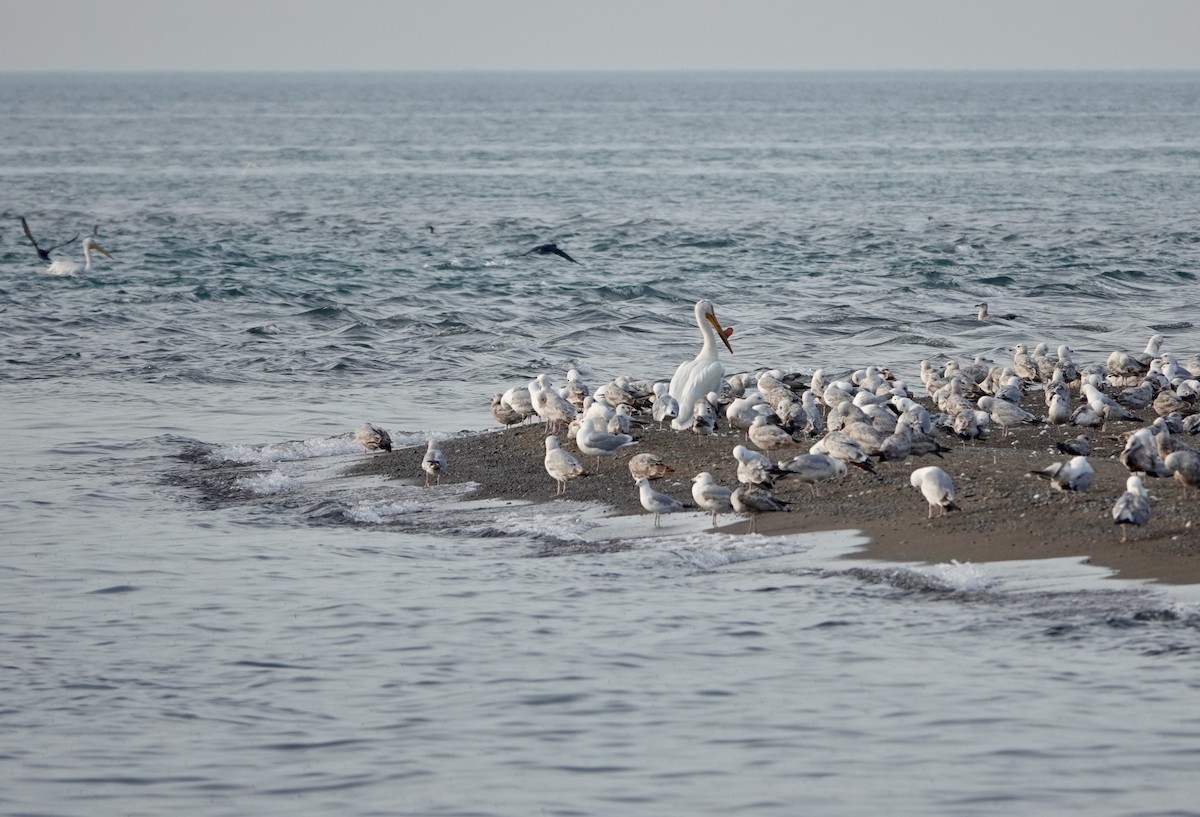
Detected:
[
  {"left": 668, "top": 299, "right": 732, "bottom": 431},
  {"left": 544, "top": 435, "right": 584, "bottom": 496},
  {"left": 909, "top": 466, "right": 959, "bottom": 519},
  {"left": 691, "top": 471, "right": 733, "bottom": 529},
  {"left": 354, "top": 423, "right": 392, "bottom": 452},
  {"left": 1111, "top": 475, "right": 1151, "bottom": 542},
  {"left": 421, "top": 440, "right": 446, "bottom": 487},
  {"left": 634, "top": 477, "right": 684, "bottom": 527},
  {"left": 43, "top": 235, "right": 113, "bottom": 276}
]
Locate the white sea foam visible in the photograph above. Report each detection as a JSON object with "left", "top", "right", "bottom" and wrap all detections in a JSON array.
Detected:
[
  {"left": 234, "top": 470, "right": 300, "bottom": 495},
  {"left": 488, "top": 510, "right": 598, "bottom": 542},
  {"left": 923, "top": 560, "right": 994, "bottom": 593},
  {"left": 662, "top": 532, "right": 817, "bottom": 571},
  {"left": 211, "top": 430, "right": 428, "bottom": 465}
]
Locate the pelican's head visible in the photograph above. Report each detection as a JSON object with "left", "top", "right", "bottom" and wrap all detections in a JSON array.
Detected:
[
  {"left": 698, "top": 299, "right": 734, "bottom": 354},
  {"left": 83, "top": 236, "right": 113, "bottom": 259}
]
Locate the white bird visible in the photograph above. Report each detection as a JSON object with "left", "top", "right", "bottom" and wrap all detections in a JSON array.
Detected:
[
  {"left": 691, "top": 471, "right": 734, "bottom": 529},
  {"left": 575, "top": 416, "right": 637, "bottom": 470},
  {"left": 544, "top": 435, "right": 585, "bottom": 496},
  {"left": 354, "top": 423, "right": 392, "bottom": 452},
  {"left": 977, "top": 395, "right": 1037, "bottom": 437},
  {"left": 1029, "top": 455, "right": 1094, "bottom": 500},
  {"left": 635, "top": 476, "right": 684, "bottom": 527},
  {"left": 909, "top": 466, "right": 959, "bottom": 519},
  {"left": 668, "top": 299, "right": 733, "bottom": 430},
  {"left": 1111, "top": 475, "right": 1151, "bottom": 542},
  {"left": 733, "top": 444, "right": 781, "bottom": 487},
  {"left": 1165, "top": 449, "right": 1200, "bottom": 491},
  {"left": 730, "top": 484, "right": 788, "bottom": 533},
  {"left": 976, "top": 302, "right": 1017, "bottom": 321},
  {"left": 775, "top": 453, "right": 847, "bottom": 497},
  {"left": 651, "top": 382, "right": 680, "bottom": 428},
  {"left": 421, "top": 439, "right": 447, "bottom": 487},
  {"left": 44, "top": 235, "right": 114, "bottom": 276},
  {"left": 747, "top": 414, "right": 801, "bottom": 451},
  {"left": 501, "top": 385, "right": 536, "bottom": 424}
]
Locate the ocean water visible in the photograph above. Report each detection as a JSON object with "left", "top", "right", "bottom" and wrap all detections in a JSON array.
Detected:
[{"left": 3, "top": 72, "right": 1200, "bottom": 816}]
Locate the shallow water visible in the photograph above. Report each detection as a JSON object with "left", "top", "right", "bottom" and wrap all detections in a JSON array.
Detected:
[{"left": 3, "top": 72, "right": 1200, "bottom": 816}]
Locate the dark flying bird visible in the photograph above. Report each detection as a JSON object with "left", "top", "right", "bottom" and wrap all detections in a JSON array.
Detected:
[
  {"left": 20, "top": 217, "right": 79, "bottom": 263},
  {"left": 522, "top": 242, "right": 580, "bottom": 264}
]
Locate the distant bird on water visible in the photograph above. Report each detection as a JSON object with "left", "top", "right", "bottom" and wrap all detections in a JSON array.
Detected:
[
  {"left": 522, "top": 242, "right": 580, "bottom": 264},
  {"left": 20, "top": 217, "right": 78, "bottom": 262},
  {"left": 975, "top": 302, "right": 1018, "bottom": 321}
]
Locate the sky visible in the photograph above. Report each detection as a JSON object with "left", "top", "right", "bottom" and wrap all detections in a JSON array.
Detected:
[{"left": 2, "top": 0, "right": 1198, "bottom": 72}]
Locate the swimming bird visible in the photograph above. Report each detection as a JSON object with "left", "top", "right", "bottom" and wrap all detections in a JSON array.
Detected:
[
  {"left": 668, "top": 299, "right": 733, "bottom": 431},
  {"left": 354, "top": 423, "right": 392, "bottom": 452},
  {"left": 1029, "top": 455, "right": 1094, "bottom": 500},
  {"left": 575, "top": 416, "right": 637, "bottom": 470},
  {"left": 691, "top": 471, "right": 734, "bottom": 529},
  {"left": 976, "top": 302, "right": 1017, "bottom": 321},
  {"left": 522, "top": 242, "right": 580, "bottom": 263},
  {"left": 730, "top": 484, "right": 788, "bottom": 533},
  {"left": 635, "top": 476, "right": 684, "bottom": 527},
  {"left": 775, "top": 453, "right": 847, "bottom": 497},
  {"left": 1111, "top": 475, "right": 1151, "bottom": 542},
  {"left": 421, "top": 439, "right": 447, "bottom": 487},
  {"left": 909, "top": 466, "right": 959, "bottom": 519},
  {"left": 544, "top": 435, "right": 585, "bottom": 496},
  {"left": 627, "top": 452, "right": 675, "bottom": 481},
  {"left": 42, "top": 235, "right": 113, "bottom": 275},
  {"left": 20, "top": 217, "right": 78, "bottom": 262}
]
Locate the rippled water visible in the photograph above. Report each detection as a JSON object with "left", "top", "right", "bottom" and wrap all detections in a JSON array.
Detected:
[{"left": 3, "top": 72, "right": 1200, "bottom": 816}]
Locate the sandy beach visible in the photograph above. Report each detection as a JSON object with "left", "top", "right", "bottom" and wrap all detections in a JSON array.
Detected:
[{"left": 349, "top": 394, "right": 1200, "bottom": 585}]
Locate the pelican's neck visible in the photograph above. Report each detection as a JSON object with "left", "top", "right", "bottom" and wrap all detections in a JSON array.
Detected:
[
  {"left": 83, "top": 246, "right": 93, "bottom": 270},
  {"left": 696, "top": 305, "right": 717, "bottom": 357}
]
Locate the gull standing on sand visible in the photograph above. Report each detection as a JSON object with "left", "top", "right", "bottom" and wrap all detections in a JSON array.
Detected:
[
  {"left": 635, "top": 477, "right": 685, "bottom": 527},
  {"left": 354, "top": 423, "right": 392, "bottom": 452},
  {"left": 691, "top": 471, "right": 734, "bottom": 529},
  {"left": 628, "top": 452, "right": 675, "bottom": 481},
  {"left": 1111, "top": 475, "right": 1151, "bottom": 542},
  {"left": 909, "top": 466, "right": 960, "bottom": 519},
  {"left": 490, "top": 393, "right": 524, "bottom": 427},
  {"left": 544, "top": 435, "right": 585, "bottom": 496},
  {"left": 733, "top": 444, "right": 782, "bottom": 487},
  {"left": 775, "top": 453, "right": 847, "bottom": 497},
  {"left": 977, "top": 395, "right": 1038, "bottom": 437},
  {"left": 747, "top": 414, "right": 802, "bottom": 451},
  {"left": 651, "top": 382, "right": 680, "bottom": 428},
  {"left": 421, "top": 439, "right": 447, "bottom": 487},
  {"left": 575, "top": 416, "right": 637, "bottom": 471},
  {"left": 668, "top": 299, "right": 733, "bottom": 431},
  {"left": 1029, "top": 455, "right": 1094, "bottom": 500},
  {"left": 730, "top": 484, "right": 788, "bottom": 533}
]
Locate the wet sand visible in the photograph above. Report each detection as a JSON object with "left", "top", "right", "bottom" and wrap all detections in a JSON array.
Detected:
[{"left": 349, "top": 396, "right": 1200, "bottom": 585}]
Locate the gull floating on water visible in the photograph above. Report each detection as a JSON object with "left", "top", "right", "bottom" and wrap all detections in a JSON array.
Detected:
[
  {"left": 1111, "top": 475, "right": 1151, "bottom": 542},
  {"left": 354, "top": 423, "right": 392, "bottom": 452},
  {"left": 975, "top": 302, "right": 1017, "bottom": 321},
  {"left": 635, "top": 476, "right": 684, "bottom": 527},
  {"left": 691, "top": 471, "right": 734, "bottom": 529},
  {"left": 909, "top": 466, "right": 960, "bottom": 519},
  {"left": 421, "top": 439, "right": 447, "bottom": 487},
  {"left": 544, "top": 435, "right": 585, "bottom": 496},
  {"left": 669, "top": 299, "right": 733, "bottom": 431}
]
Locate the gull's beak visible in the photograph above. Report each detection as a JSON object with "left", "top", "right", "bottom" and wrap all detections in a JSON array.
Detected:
[
  {"left": 707, "top": 311, "right": 734, "bottom": 354},
  {"left": 93, "top": 243, "right": 113, "bottom": 259}
]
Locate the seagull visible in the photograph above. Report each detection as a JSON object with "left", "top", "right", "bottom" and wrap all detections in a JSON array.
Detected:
[
  {"left": 20, "top": 217, "right": 78, "bottom": 262},
  {"left": 522, "top": 242, "right": 580, "bottom": 263},
  {"left": 1111, "top": 475, "right": 1151, "bottom": 542},
  {"left": 544, "top": 435, "right": 585, "bottom": 496},
  {"left": 490, "top": 393, "right": 524, "bottom": 427},
  {"left": 977, "top": 395, "right": 1038, "bottom": 437},
  {"left": 747, "top": 414, "right": 802, "bottom": 451},
  {"left": 691, "top": 471, "right": 734, "bottom": 529},
  {"left": 975, "top": 302, "right": 1017, "bottom": 321},
  {"left": 668, "top": 299, "right": 733, "bottom": 431},
  {"left": 1029, "top": 455, "right": 1094, "bottom": 500},
  {"left": 628, "top": 452, "right": 675, "bottom": 481},
  {"left": 733, "top": 444, "right": 783, "bottom": 487},
  {"left": 909, "top": 466, "right": 960, "bottom": 519},
  {"left": 354, "top": 423, "right": 392, "bottom": 452},
  {"left": 650, "top": 383, "right": 680, "bottom": 428},
  {"left": 575, "top": 416, "right": 637, "bottom": 470},
  {"left": 1119, "top": 428, "right": 1172, "bottom": 477},
  {"left": 42, "top": 235, "right": 113, "bottom": 275},
  {"left": 635, "top": 476, "right": 684, "bottom": 527},
  {"left": 775, "top": 453, "right": 847, "bottom": 497},
  {"left": 421, "top": 439, "right": 447, "bottom": 487},
  {"left": 1165, "top": 449, "right": 1200, "bottom": 491},
  {"left": 501, "top": 386, "right": 536, "bottom": 424},
  {"left": 1056, "top": 434, "right": 1093, "bottom": 457},
  {"left": 730, "top": 484, "right": 788, "bottom": 533}
]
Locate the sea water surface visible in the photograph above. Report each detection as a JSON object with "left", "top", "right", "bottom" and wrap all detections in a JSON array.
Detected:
[{"left": 2, "top": 72, "right": 1200, "bottom": 816}]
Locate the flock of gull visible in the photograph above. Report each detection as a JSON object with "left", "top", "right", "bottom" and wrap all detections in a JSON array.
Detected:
[{"left": 359, "top": 299, "right": 1200, "bottom": 541}]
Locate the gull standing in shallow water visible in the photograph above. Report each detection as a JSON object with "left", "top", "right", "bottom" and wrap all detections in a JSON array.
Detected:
[
  {"left": 635, "top": 477, "right": 684, "bottom": 527},
  {"left": 691, "top": 471, "right": 734, "bottom": 529},
  {"left": 668, "top": 299, "right": 733, "bottom": 431},
  {"left": 421, "top": 439, "right": 447, "bottom": 487},
  {"left": 730, "top": 484, "right": 788, "bottom": 533},
  {"left": 544, "top": 435, "right": 584, "bottom": 496},
  {"left": 909, "top": 466, "right": 959, "bottom": 519}
]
